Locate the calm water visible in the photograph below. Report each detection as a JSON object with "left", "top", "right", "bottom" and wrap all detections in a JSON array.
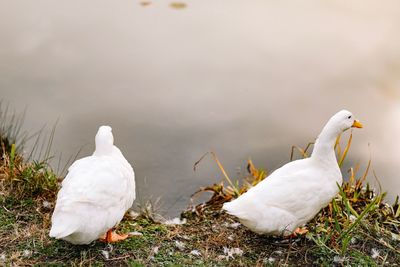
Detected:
[{"left": 1, "top": 0, "right": 400, "bottom": 216}]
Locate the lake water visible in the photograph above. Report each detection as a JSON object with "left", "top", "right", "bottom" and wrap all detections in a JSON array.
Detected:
[{"left": 1, "top": 0, "right": 400, "bottom": 217}]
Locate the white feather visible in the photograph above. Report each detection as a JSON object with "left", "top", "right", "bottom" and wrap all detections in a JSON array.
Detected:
[{"left": 49, "top": 126, "right": 135, "bottom": 244}]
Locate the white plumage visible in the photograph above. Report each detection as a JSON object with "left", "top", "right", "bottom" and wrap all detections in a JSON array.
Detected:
[
  {"left": 49, "top": 126, "right": 135, "bottom": 244},
  {"left": 223, "top": 110, "right": 363, "bottom": 236}
]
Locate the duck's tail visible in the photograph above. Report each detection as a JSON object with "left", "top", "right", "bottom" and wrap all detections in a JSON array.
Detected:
[
  {"left": 49, "top": 211, "right": 78, "bottom": 239},
  {"left": 222, "top": 201, "right": 236, "bottom": 215}
]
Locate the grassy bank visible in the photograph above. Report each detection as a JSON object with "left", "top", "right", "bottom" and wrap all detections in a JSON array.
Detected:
[{"left": 0, "top": 127, "right": 399, "bottom": 266}]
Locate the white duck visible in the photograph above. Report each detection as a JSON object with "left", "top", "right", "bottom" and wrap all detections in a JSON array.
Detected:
[
  {"left": 49, "top": 126, "right": 135, "bottom": 244},
  {"left": 223, "top": 110, "right": 363, "bottom": 236}
]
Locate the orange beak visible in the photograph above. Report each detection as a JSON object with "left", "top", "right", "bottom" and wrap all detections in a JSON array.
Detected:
[{"left": 352, "top": 120, "right": 363, "bottom": 128}]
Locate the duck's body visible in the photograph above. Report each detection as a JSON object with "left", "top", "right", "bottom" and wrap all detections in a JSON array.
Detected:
[
  {"left": 223, "top": 157, "right": 341, "bottom": 235},
  {"left": 223, "top": 110, "right": 362, "bottom": 236},
  {"left": 50, "top": 126, "right": 135, "bottom": 245}
]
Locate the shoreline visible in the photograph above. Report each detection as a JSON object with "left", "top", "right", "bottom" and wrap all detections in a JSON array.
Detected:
[{"left": 0, "top": 131, "right": 399, "bottom": 266}]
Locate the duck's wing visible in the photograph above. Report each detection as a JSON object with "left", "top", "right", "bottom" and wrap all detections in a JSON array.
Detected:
[
  {"left": 61, "top": 157, "right": 130, "bottom": 204},
  {"left": 112, "top": 146, "right": 136, "bottom": 203},
  {"left": 224, "top": 159, "right": 326, "bottom": 222}
]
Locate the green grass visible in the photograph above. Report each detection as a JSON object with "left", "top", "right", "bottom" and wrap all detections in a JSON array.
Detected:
[{"left": 0, "top": 182, "right": 399, "bottom": 266}]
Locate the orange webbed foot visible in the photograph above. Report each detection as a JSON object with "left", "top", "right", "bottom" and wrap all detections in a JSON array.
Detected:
[
  {"left": 284, "top": 227, "right": 308, "bottom": 239},
  {"left": 100, "top": 230, "right": 130, "bottom": 243}
]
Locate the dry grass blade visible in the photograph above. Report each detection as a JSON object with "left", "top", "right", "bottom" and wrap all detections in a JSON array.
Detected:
[
  {"left": 338, "top": 132, "right": 352, "bottom": 167},
  {"left": 348, "top": 167, "right": 355, "bottom": 186},
  {"left": 209, "top": 152, "right": 237, "bottom": 194},
  {"left": 246, "top": 159, "right": 267, "bottom": 186},
  {"left": 191, "top": 155, "right": 270, "bottom": 211},
  {"left": 190, "top": 182, "right": 232, "bottom": 212},
  {"left": 290, "top": 145, "right": 308, "bottom": 161},
  {"left": 0, "top": 102, "right": 28, "bottom": 154},
  {"left": 335, "top": 134, "right": 341, "bottom": 155},
  {"left": 247, "top": 159, "right": 258, "bottom": 177},
  {"left": 193, "top": 151, "right": 239, "bottom": 197},
  {"left": 193, "top": 152, "right": 209, "bottom": 171},
  {"left": 0, "top": 109, "right": 60, "bottom": 201},
  {"left": 357, "top": 159, "right": 371, "bottom": 189},
  {"left": 290, "top": 141, "right": 314, "bottom": 161}
]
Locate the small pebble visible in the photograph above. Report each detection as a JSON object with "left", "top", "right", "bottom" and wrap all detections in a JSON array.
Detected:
[{"left": 101, "top": 250, "right": 109, "bottom": 260}]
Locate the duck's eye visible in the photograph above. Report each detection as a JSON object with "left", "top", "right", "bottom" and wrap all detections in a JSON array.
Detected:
[{"left": 347, "top": 115, "right": 352, "bottom": 119}]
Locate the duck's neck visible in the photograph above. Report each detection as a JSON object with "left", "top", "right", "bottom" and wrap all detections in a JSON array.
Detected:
[
  {"left": 93, "top": 144, "right": 113, "bottom": 156},
  {"left": 311, "top": 122, "right": 340, "bottom": 163},
  {"left": 93, "top": 131, "right": 114, "bottom": 156}
]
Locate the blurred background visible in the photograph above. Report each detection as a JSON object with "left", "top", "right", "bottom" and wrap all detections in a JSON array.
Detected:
[{"left": 1, "top": 0, "right": 399, "bottom": 216}]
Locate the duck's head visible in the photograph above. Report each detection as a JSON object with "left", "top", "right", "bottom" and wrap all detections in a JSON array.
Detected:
[
  {"left": 330, "top": 110, "right": 363, "bottom": 133},
  {"left": 94, "top": 125, "right": 114, "bottom": 155},
  {"left": 312, "top": 110, "right": 363, "bottom": 158}
]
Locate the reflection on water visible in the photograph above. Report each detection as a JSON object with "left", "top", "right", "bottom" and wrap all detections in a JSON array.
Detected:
[{"left": 0, "top": 0, "right": 400, "bottom": 216}]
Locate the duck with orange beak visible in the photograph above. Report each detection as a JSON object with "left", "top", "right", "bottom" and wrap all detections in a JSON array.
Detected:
[{"left": 223, "top": 110, "right": 363, "bottom": 236}]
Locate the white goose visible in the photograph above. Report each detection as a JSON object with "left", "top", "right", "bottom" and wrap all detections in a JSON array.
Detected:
[
  {"left": 50, "top": 126, "right": 135, "bottom": 244},
  {"left": 223, "top": 110, "right": 363, "bottom": 236}
]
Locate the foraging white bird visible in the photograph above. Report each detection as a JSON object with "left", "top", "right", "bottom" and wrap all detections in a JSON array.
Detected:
[
  {"left": 49, "top": 126, "right": 135, "bottom": 244},
  {"left": 223, "top": 110, "right": 363, "bottom": 236}
]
